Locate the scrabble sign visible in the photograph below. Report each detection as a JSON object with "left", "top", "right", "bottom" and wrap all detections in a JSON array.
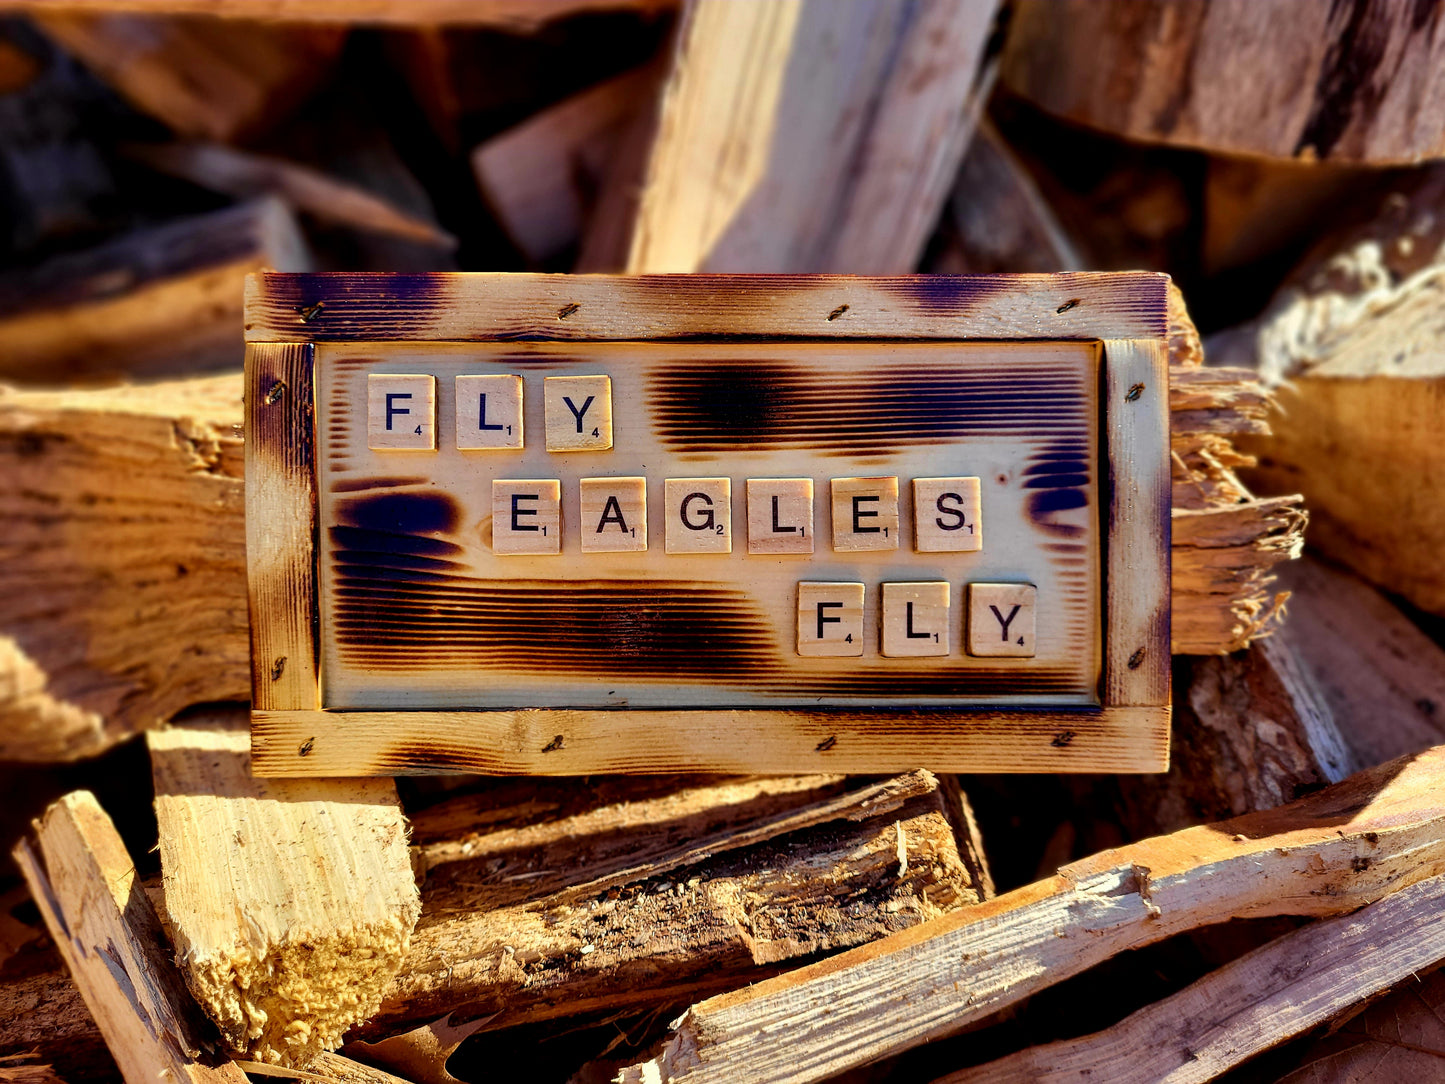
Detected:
[{"left": 244, "top": 274, "right": 1171, "bottom": 777}]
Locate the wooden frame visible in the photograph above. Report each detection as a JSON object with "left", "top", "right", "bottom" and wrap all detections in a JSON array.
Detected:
[{"left": 244, "top": 272, "right": 1171, "bottom": 777}]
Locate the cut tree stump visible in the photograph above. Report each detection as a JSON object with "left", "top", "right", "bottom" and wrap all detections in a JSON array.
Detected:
[
  {"left": 148, "top": 715, "right": 421, "bottom": 1067},
  {"left": 0, "top": 199, "right": 310, "bottom": 384},
  {"left": 625, "top": 0, "right": 1000, "bottom": 273},
  {"left": 1001, "top": 0, "right": 1445, "bottom": 164},
  {"left": 0, "top": 292, "right": 1300, "bottom": 762},
  {"left": 613, "top": 742, "right": 1445, "bottom": 1084},
  {"left": 939, "top": 867, "right": 1445, "bottom": 1083},
  {"left": 358, "top": 770, "right": 988, "bottom": 1038},
  {"left": 1216, "top": 166, "right": 1445, "bottom": 619},
  {"left": 13, "top": 791, "right": 247, "bottom": 1084}
]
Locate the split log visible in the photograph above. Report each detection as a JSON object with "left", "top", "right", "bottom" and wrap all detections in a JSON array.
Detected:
[
  {"left": 1001, "top": 0, "right": 1445, "bottom": 164},
  {"left": 0, "top": 295, "right": 1298, "bottom": 762},
  {"left": 358, "top": 770, "right": 988, "bottom": 1039},
  {"left": 12, "top": 791, "right": 246, "bottom": 1084},
  {"left": 0, "top": 374, "right": 247, "bottom": 761},
  {"left": 0, "top": 198, "right": 310, "bottom": 384},
  {"left": 625, "top": 0, "right": 999, "bottom": 273},
  {"left": 2, "top": 1, "right": 674, "bottom": 31},
  {"left": 939, "top": 868, "right": 1445, "bottom": 1083},
  {"left": 125, "top": 142, "right": 456, "bottom": 250},
  {"left": 1120, "top": 636, "right": 1352, "bottom": 837},
  {"left": 1217, "top": 166, "right": 1445, "bottom": 618},
  {"left": 32, "top": 13, "right": 345, "bottom": 143},
  {"left": 0, "top": 964, "right": 113, "bottom": 1081},
  {"left": 471, "top": 64, "right": 661, "bottom": 266},
  {"left": 613, "top": 742, "right": 1445, "bottom": 1084},
  {"left": 148, "top": 717, "right": 421, "bottom": 1066},
  {"left": 1274, "top": 557, "right": 1445, "bottom": 770}
]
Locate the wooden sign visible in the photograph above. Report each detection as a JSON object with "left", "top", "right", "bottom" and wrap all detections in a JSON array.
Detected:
[{"left": 243, "top": 273, "right": 1171, "bottom": 777}]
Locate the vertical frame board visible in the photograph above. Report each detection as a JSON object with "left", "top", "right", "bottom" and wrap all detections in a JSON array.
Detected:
[
  {"left": 245, "top": 342, "right": 319, "bottom": 713},
  {"left": 243, "top": 273, "right": 1172, "bottom": 777}
]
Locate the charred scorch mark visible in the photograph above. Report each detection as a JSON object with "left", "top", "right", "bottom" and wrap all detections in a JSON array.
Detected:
[
  {"left": 331, "top": 476, "right": 431, "bottom": 493},
  {"left": 261, "top": 273, "right": 454, "bottom": 337},
  {"left": 336, "top": 490, "right": 461, "bottom": 535},
  {"left": 649, "top": 362, "right": 1088, "bottom": 453},
  {"left": 881, "top": 275, "right": 1015, "bottom": 317},
  {"left": 1023, "top": 441, "right": 1093, "bottom": 539}
]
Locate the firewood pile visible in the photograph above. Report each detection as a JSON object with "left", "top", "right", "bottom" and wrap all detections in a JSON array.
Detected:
[{"left": 4, "top": 1, "right": 1445, "bottom": 1081}]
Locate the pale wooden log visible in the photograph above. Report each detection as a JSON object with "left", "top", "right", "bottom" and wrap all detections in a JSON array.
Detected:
[
  {"left": 471, "top": 64, "right": 662, "bottom": 265},
  {"left": 126, "top": 142, "right": 455, "bottom": 250},
  {"left": 2, "top": 1, "right": 672, "bottom": 29},
  {"left": 613, "top": 743, "right": 1445, "bottom": 1084},
  {"left": 0, "top": 198, "right": 310, "bottom": 384},
  {"left": 1216, "top": 166, "right": 1445, "bottom": 618},
  {"left": 1275, "top": 557, "right": 1445, "bottom": 770},
  {"left": 32, "top": 14, "right": 345, "bottom": 142},
  {"left": 1001, "top": 0, "right": 1445, "bottom": 164},
  {"left": 0, "top": 1057, "right": 68, "bottom": 1084},
  {"left": 148, "top": 716, "right": 421, "bottom": 1066},
  {"left": 1119, "top": 636, "right": 1353, "bottom": 837},
  {"left": 356, "top": 770, "right": 986, "bottom": 1039},
  {"left": 938, "top": 867, "right": 1445, "bottom": 1084},
  {"left": 307, "top": 1053, "right": 418, "bottom": 1084},
  {"left": 12, "top": 791, "right": 247, "bottom": 1084},
  {"left": 625, "top": 0, "right": 999, "bottom": 273}
]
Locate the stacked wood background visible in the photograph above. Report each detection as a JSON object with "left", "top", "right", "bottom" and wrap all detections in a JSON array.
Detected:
[{"left": 4, "top": 1, "right": 1445, "bottom": 1082}]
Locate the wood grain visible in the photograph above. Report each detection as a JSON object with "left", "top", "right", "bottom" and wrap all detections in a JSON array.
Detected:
[
  {"left": 245, "top": 342, "right": 319, "bottom": 713},
  {"left": 249, "top": 705, "right": 1170, "bottom": 776},
  {"left": 244, "top": 272, "right": 1170, "bottom": 343},
  {"left": 1, "top": 0, "right": 673, "bottom": 28},
  {"left": 612, "top": 743, "right": 1445, "bottom": 1083},
  {"left": 13, "top": 792, "right": 246, "bottom": 1084}
]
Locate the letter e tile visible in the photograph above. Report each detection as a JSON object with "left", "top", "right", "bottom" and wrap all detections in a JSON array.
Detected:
[
  {"left": 581, "top": 477, "right": 647, "bottom": 552},
  {"left": 881, "top": 582, "right": 949, "bottom": 657},
  {"left": 492, "top": 479, "right": 561, "bottom": 555},
  {"left": 831, "top": 476, "right": 899, "bottom": 551},
  {"left": 797, "top": 582, "right": 864, "bottom": 657},
  {"left": 368, "top": 374, "right": 435, "bottom": 450},
  {"left": 545, "top": 375, "right": 613, "bottom": 451},
  {"left": 967, "top": 582, "right": 1036, "bottom": 657},
  {"left": 746, "top": 478, "right": 814, "bottom": 554},
  {"left": 913, "top": 477, "right": 981, "bottom": 552}
]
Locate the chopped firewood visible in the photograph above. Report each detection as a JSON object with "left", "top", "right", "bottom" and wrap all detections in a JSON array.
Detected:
[
  {"left": 1120, "top": 636, "right": 1353, "bottom": 837},
  {"left": 148, "top": 715, "right": 421, "bottom": 1067},
  {"left": 938, "top": 868, "right": 1445, "bottom": 1083},
  {"left": 125, "top": 142, "right": 456, "bottom": 250},
  {"left": 0, "top": 323, "right": 1288, "bottom": 762},
  {"left": 1216, "top": 166, "right": 1445, "bottom": 619},
  {"left": 356, "top": 770, "right": 986, "bottom": 1040},
  {"left": 31, "top": 13, "right": 345, "bottom": 143},
  {"left": 1274, "top": 557, "right": 1445, "bottom": 769},
  {"left": 612, "top": 742, "right": 1445, "bottom": 1083},
  {"left": 0, "top": 374, "right": 247, "bottom": 762},
  {"left": 471, "top": 64, "right": 661, "bottom": 266},
  {"left": 0, "top": 965, "right": 112, "bottom": 1081},
  {"left": 307, "top": 1052, "right": 420, "bottom": 1084},
  {"left": 0, "top": 199, "right": 310, "bottom": 383},
  {"left": 625, "top": 0, "right": 999, "bottom": 273},
  {"left": 13, "top": 791, "right": 247, "bottom": 1084},
  {"left": 1001, "top": 0, "right": 1445, "bottom": 163}
]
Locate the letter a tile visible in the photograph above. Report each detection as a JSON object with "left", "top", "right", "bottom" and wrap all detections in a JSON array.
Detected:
[{"left": 580, "top": 477, "right": 647, "bottom": 552}]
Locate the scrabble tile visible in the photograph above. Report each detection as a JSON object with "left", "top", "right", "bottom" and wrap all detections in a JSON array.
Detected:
[
  {"left": 912, "top": 477, "right": 982, "bottom": 552},
  {"left": 664, "top": 477, "right": 731, "bottom": 554},
  {"left": 544, "top": 374, "right": 613, "bottom": 451},
  {"left": 831, "top": 476, "right": 899, "bottom": 551},
  {"left": 746, "top": 478, "right": 814, "bottom": 554},
  {"left": 580, "top": 476, "right": 647, "bottom": 552},
  {"left": 881, "top": 581, "right": 949, "bottom": 657},
  {"left": 796, "top": 581, "right": 865, "bottom": 657},
  {"left": 967, "top": 582, "right": 1036, "bottom": 657},
  {"left": 367, "top": 374, "right": 435, "bottom": 450},
  {"left": 491, "top": 479, "right": 561, "bottom": 555},
  {"left": 455, "top": 374, "right": 523, "bottom": 450}
]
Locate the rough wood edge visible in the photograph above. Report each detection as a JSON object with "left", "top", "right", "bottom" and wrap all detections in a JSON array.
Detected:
[
  {"left": 243, "top": 272, "right": 1170, "bottom": 342},
  {"left": 245, "top": 342, "right": 318, "bottom": 711},
  {"left": 1104, "top": 338, "right": 1170, "bottom": 704},
  {"left": 249, "top": 705, "right": 1169, "bottom": 776}
]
